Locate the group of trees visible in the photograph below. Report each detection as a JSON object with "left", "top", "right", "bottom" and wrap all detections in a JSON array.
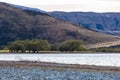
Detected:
[
  {"left": 51, "top": 40, "right": 88, "bottom": 52},
  {"left": 8, "top": 39, "right": 50, "bottom": 53},
  {"left": 8, "top": 39, "right": 120, "bottom": 53},
  {"left": 7, "top": 39, "right": 88, "bottom": 53}
]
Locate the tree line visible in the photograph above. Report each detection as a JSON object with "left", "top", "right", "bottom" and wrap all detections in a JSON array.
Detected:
[
  {"left": 51, "top": 40, "right": 88, "bottom": 52},
  {"left": 7, "top": 39, "right": 88, "bottom": 53},
  {"left": 8, "top": 39, "right": 50, "bottom": 53}
]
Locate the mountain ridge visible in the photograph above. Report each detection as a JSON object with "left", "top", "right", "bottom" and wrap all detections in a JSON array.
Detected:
[
  {"left": 0, "top": 2, "right": 45, "bottom": 13},
  {"left": 0, "top": 2, "right": 120, "bottom": 48},
  {"left": 49, "top": 11, "right": 120, "bottom": 36}
]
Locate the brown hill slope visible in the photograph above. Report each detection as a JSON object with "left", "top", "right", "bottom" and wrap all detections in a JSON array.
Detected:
[{"left": 0, "top": 2, "right": 120, "bottom": 47}]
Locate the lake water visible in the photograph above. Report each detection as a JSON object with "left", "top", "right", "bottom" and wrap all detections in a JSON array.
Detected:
[
  {"left": 1, "top": 66, "right": 120, "bottom": 80},
  {"left": 0, "top": 53, "right": 120, "bottom": 67}
]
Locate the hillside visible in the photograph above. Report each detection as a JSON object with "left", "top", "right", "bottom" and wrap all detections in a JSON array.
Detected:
[
  {"left": 0, "top": 2, "right": 120, "bottom": 47},
  {"left": 49, "top": 12, "right": 120, "bottom": 36}
]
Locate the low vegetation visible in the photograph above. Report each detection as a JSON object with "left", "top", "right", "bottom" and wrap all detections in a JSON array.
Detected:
[
  {"left": 5, "top": 39, "right": 88, "bottom": 53},
  {"left": 59, "top": 40, "right": 88, "bottom": 52},
  {"left": 1, "top": 39, "right": 120, "bottom": 53},
  {"left": 8, "top": 39, "right": 51, "bottom": 53},
  {"left": 92, "top": 47, "right": 120, "bottom": 53}
]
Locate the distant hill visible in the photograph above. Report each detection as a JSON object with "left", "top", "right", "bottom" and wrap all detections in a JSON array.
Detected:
[
  {"left": 49, "top": 12, "right": 120, "bottom": 36},
  {"left": 0, "top": 2, "right": 120, "bottom": 48}
]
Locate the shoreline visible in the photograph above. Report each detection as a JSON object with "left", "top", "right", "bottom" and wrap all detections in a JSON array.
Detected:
[
  {"left": 0, "top": 51, "right": 120, "bottom": 54},
  {"left": 0, "top": 61, "right": 120, "bottom": 73},
  {"left": 0, "top": 50, "right": 92, "bottom": 54}
]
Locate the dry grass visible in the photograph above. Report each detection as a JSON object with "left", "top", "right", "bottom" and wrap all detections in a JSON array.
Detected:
[{"left": 0, "top": 50, "right": 9, "bottom": 53}]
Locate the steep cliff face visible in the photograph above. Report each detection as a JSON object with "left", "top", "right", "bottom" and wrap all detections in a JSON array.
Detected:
[{"left": 49, "top": 12, "right": 120, "bottom": 36}]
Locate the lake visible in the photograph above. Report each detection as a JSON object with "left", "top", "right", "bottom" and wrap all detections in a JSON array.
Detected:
[
  {"left": 0, "top": 53, "right": 120, "bottom": 67},
  {"left": 1, "top": 66, "right": 120, "bottom": 80}
]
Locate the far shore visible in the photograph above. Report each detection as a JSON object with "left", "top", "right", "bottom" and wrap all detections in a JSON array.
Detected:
[
  {"left": 0, "top": 61, "right": 120, "bottom": 73},
  {"left": 0, "top": 50, "right": 91, "bottom": 53},
  {"left": 0, "top": 51, "right": 120, "bottom": 54},
  {"left": 0, "top": 50, "right": 120, "bottom": 54}
]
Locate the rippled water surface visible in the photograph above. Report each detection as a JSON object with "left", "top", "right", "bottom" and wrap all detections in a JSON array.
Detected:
[{"left": 0, "top": 67, "right": 120, "bottom": 80}]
